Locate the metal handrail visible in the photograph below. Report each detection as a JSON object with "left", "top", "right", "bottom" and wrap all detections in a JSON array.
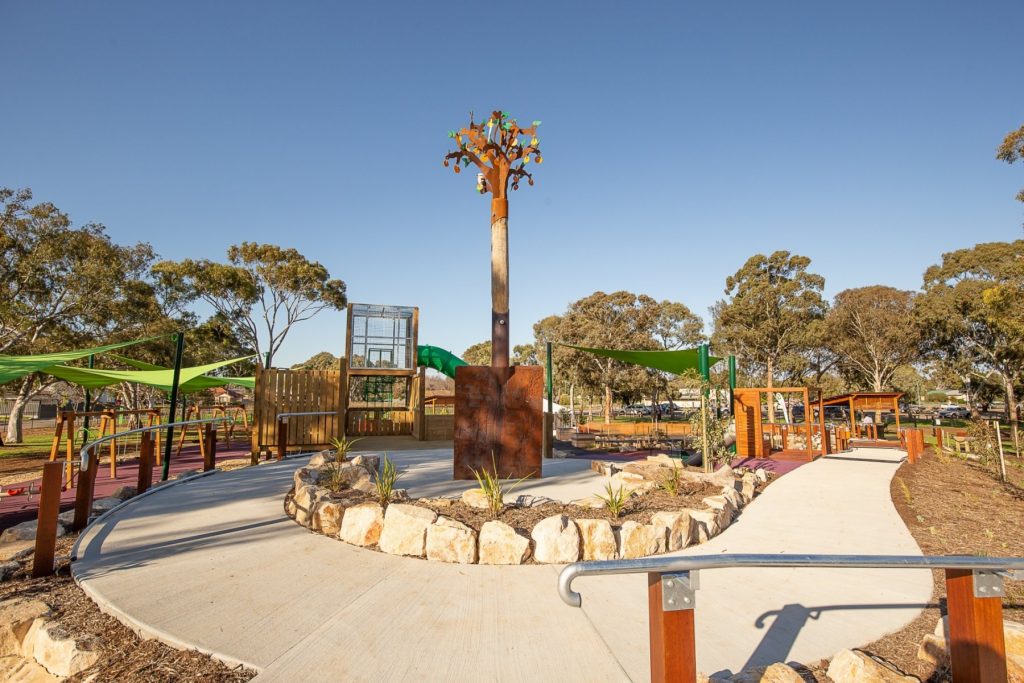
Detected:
[
  {"left": 277, "top": 411, "right": 335, "bottom": 422},
  {"left": 79, "top": 417, "right": 229, "bottom": 468},
  {"left": 558, "top": 553, "right": 1024, "bottom": 607}
]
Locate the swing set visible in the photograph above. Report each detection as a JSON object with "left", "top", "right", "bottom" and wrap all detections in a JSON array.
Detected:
[{"left": 48, "top": 408, "right": 163, "bottom": 487}]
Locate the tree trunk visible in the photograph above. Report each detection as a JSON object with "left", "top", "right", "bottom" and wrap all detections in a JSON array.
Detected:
[
  {"left": 603, "top": 385, "right": 612, "bottom": 424},
  {"left": 4, "top": 376, "right": 34, "bottom": 444},
  {"left": 490, "top": 199, "right": 509, "bottom": 368},
  {"left": 1006, "top": 378, "right": 1020, "bottom": 453}
]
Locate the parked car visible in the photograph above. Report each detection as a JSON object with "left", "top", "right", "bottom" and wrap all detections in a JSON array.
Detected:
[{"left": 937, "top": 406, "right": 970, "bottom": 419}]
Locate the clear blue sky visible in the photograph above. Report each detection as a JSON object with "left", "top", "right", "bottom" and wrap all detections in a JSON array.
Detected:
[{"left": 3, "top": 1, "right": 1022, "bottom": 366}]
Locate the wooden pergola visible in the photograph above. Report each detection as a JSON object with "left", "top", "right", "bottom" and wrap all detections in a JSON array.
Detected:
[
  {"left": 821, "top": 392, "right": 903, "bottom": 443},
  {"left": 733, "top": 386, "right": 827, "bottom": 461}
]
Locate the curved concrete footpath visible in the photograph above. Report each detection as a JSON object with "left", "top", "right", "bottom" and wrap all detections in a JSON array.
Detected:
[{"left": 73, "top": 448, "right": 931, "bottom": 681}]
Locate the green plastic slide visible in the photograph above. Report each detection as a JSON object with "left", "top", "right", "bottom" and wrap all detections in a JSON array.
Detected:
[{"left": 416, "top": 345, "right": 467, "bottom": 379}]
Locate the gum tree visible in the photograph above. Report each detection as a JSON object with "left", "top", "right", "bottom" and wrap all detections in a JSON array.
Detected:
[{"left": 444, "top": 110, "right": 544, "bottom": 368}]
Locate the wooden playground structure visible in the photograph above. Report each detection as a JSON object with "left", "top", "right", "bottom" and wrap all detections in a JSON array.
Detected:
[
  {"left": 822, "top": 391, "right": 903, "bottom": 445},
  {"left": 48, "top": 408, "right": 162, "bottom": 486},
  {"left": 250, "top": 304, "right": 457, "bottom": 460},
  {"left": 734, "top": 387, "right": 829, "bottom": 461}
]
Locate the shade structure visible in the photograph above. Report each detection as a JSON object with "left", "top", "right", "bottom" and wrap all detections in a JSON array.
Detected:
[
  {"left": 45, "top": 356, "right": 255, "bottom": 393},
  {"left": 109, "top": 354, "right": 255, "bottom": 391},
  {"left": 558, "top": 344, "right": 722, "bottom": 375},
  {"left": 0, "top": 337, "right": 162, "bottom": 386}
]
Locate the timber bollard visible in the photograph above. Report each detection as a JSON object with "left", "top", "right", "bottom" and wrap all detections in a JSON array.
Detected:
[
  {"left": 277, "top": 418, "right": 287, "bottom": 461},
  {"left": 945, "top": 568, "right": 1008, "bottom": 682},
  {"left": 32, "top": 462, "right": 64, "bottom": 578},
  {"left": 648, "top": 572, "right": 697, "bottom": 683},
  {"left": 203, "top": 424, "right": 217, "bottom": 471},
  {"left": 137, "top": 431, "right": 154, "bottom": 494},
  {"left": 72, "top": 445, "right": 99, "bottom": 532}
]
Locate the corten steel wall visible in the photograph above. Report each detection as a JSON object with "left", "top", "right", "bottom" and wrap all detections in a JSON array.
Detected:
[{"left": 453, "top": 365, "right": 543, "bottom": 479}]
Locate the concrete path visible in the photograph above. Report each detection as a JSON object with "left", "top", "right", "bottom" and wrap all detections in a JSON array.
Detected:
[{"left": 72, "top": 447, "right": 932, "bottom": 681}]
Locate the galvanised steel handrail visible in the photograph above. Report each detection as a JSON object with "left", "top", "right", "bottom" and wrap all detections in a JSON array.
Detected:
[
  {"left": 559, "top": 552, "right": 1024, "bottom": 683},
  {"left": 277, "top": 411, "right": 335, "bottom": 422},
  {"left": 79, "top": 417, "right": 230, "bottom": 468},
  {"left": 558, "top": 552, "right": 1024, "bottom": 607}
]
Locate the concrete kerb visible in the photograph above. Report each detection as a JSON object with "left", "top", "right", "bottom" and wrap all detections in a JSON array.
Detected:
[{"left": 69, "top": 452, "right": 320, "bottom": 675}]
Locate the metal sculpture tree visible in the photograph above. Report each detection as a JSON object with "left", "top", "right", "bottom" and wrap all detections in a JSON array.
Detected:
[{"left": 444, "top": 110, "right": 544, "bottom": 368}]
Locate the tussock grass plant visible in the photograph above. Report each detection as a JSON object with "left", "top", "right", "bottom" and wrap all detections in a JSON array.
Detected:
[
  {"left": 597, "top": 482, "right": 629, "bottom": 518},
  {"left": 328, "top": 436, "right": 363, "bottom": 463},
  {"left": 471, "top": 453, "right": 531, "bottom": 518},
  {"left": 373, "top": 454, "right": 404, "bottom": 506},
  {"left": 895, "top": 477, "right": 912, "bottom": 505},
  {"left": 658, "top": 466, "right": 685, "bottom": 496}
]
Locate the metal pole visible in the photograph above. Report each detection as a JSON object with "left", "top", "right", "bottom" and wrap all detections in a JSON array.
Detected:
[
  {"left": 544, "top": 341, "right": 554, "bottom": 458},
  {"left": 546, "top": 341, "right": 554, "bottom": 414},
  {"left": 82, "top": 354, "right": 95, "bottom": 433},
  {"left": 161, "top": 332, "right": 185, "bottom": 481},
  {"left": 728, "top": 355, "right": 737, "bottom": 454}
]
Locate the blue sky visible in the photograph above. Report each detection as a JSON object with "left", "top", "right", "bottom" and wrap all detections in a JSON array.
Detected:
[{"left": 3, "top": 1, "right": 1022, "bottom": 366}]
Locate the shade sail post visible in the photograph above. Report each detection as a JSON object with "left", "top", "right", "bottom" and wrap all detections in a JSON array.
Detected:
[{"left": 161, "top": 332, "right": 185, "bottom": 481}]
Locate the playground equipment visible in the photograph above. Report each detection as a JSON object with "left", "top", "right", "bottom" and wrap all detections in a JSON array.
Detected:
[
  {"left": 733, "top": 387, "right": 828, "bottom": 461},
  {"left": 251, "top": 303, "right": 469, "bottom": 459},
  {"left": 175, "top": 404, "right": 250, "bottom": 454},
  {"left": 48, "top": 408, "right": 162, "bottom": 487},
  {"left": 821, "top": 392, "right": 903, "bottom": 444}
]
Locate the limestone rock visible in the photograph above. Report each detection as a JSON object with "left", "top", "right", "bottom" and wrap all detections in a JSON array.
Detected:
[
  {"left": 24, "top": 620, "right": 99, "bottom": 677},
  {"left": 0, "top": 541, "right": 34, "bottom": 563},
  {"left": 729, "top": 662, "right": 805, "bottom": 682},
  {"left": 755, "top": 468, "right": 769, "bottom": 483},
  {"left": 479, "top": 521, "right": 531, "bottom": 565},
  {"left": 111, "top": 485, "right": 138, "bottom": 500},
  {"left": 827, "top": 648, "right": 916, "bottom": 682},
  {"left": 390, "top": 488, "right": 409, "bottom": 502},
  {"left": 379, "top": 504, "right": 437, "bottom": 557},
  {"left": 531, "top": 515, "right": 581, "bottom": 564},
  {"left": 0, "top": 521, "right": 67, "bottom": 545},
  {"left": 650, "top": 511, "right": 698, "bottom": 552},
  {"left": 703, "top": 495, "right": 735, "bottom": 529},
  {"left": 293, "top": 466, "right": 319, "bottom": 490},
  {"left": 350, "top": 454, "right": 380, "bottom": 475},
  {"left": 513, "top": 494, "right": 556, "bottom": 507},
  {"left": 312, "top": 501, "right": 345, "bottom": 536},
  {"left": 575, "top": 519, "right": 617, "bottom": 561},
  {"left": 740, "top": 472, "right": 757, "bottom": 503},
  {"left": 720, "top": 486, "right": 743, "bottom": 510},
  {"left": 425, "top": 517, "right": 477, "bottom": 564},
  {"left": 570, "top": 496, "right": 606, "bottom": 509},
  {"left": 616, "top": 521, "right": 659, "bottom": 559},
  {"left": 339, "top": 503, "right": 385, "bottom": 546},
  {"left": 461, "top": 488, "right": 492, "bottom": 510},
  {"left": 0, "top": 655, "right": 59, "bottom": 683},
  {"left": 90, "top": 496, "right": 122, "bottom": 515},
  {"left": 0, "top": 562, "right": 19, "bottom": 582},
  {"left": 0, "top": 598, "right": 51, "bottom": 657},
  {"left": 687, "top": 508, "right": 721, "bottom": 542},
  {"left": 293, "top": 484, "right": 325, "bottom": 527},
  {"left": 307, "top": 450, "right": 335, "bottom": 468}
]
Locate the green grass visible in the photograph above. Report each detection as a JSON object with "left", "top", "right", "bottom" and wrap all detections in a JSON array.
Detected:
[{"left": 0, "top": 432, "right": 52, "bottom": 460}]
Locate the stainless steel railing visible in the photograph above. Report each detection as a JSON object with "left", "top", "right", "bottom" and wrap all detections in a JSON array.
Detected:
[{"left": 79, "top": 417, "right": 230, "bottom": 467}]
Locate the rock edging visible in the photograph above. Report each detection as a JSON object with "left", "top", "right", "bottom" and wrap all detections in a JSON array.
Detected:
[{"left": 284, "top": 452, "right": 770, "bottom": 566}]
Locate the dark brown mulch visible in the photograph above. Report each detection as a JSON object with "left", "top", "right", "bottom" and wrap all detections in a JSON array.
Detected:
[
  {"left": 0, "top": 536, "right": 255, "bottom": 682},
  {"left": 418, "top": 482, "right": 722, "bottom": 534},
  {"left": 858, "top": 448, "right": 1024, "bottom": 681}
]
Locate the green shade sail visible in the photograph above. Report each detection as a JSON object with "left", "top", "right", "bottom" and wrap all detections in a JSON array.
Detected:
[
  {"left": 46, "top": 356, "right": 255, "bottom": 393},
  {"left": 558, "top": 344, "right": 722, "bottom": 375},
  {"left": 109, "top": 354, "right": 255, "bottom": 390},
  {"left": 0, "top": 337, "right": 163, "bottom": 386}
]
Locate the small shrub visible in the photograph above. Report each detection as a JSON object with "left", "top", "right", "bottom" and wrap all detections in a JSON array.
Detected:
[
  {"left": 471, "top": 453, "right": 531, "bottom": 518},
  {"left": 597, "top": 482, "right": 628, "bottom": 518},
  {"left": 329, "top": 436, "right": 363, "bottom": 464},
  {"left": 373, "top": 455, "right": 404, "bottom": 506},
  {"left": 658, "top": 466, "right": 685, "bottom": 496}
]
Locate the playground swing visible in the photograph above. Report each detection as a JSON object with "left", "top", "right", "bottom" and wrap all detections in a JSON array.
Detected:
[{"left": 49, "top": 408, "right": 163, "bottom": 488}]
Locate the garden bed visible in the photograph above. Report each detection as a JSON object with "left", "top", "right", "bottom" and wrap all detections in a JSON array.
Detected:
[{"left": 284, "top": 451, "right": 770, "bottom": 566}]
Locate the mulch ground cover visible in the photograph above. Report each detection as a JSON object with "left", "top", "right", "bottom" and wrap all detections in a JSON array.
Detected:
[
  {"left": 1, "top": 536, "right": 256, "bottom": 682},
  {"left": 857, "top": 448, "right": 1024, "bottom": 681}
]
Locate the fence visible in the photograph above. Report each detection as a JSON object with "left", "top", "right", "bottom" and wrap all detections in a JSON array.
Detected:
[
  {"left": 559, "top": 552, "right": 1024, "bottom": 683},
  {"left": 252, "top": 367, "right": 344, "bottom": 461}
]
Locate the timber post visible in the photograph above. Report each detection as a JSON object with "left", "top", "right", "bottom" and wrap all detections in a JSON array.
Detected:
[{"left": 32, "top": 462, "right": 63, "bottom": 578}]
